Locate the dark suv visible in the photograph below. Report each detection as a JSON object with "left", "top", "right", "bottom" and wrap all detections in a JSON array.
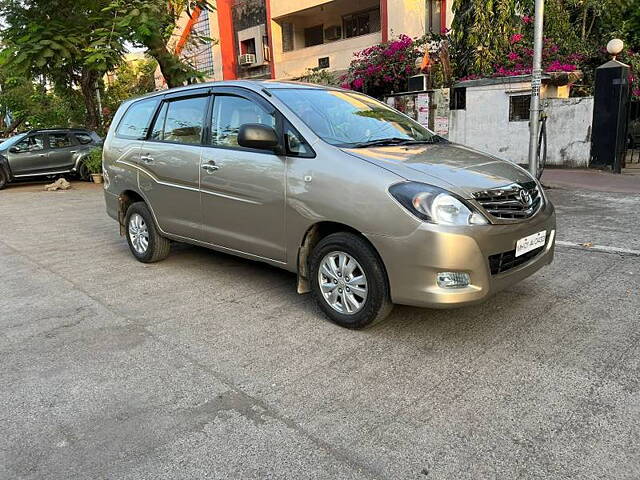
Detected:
[{"left": 0, "top": 128, "right": 102, "bottom": 189}]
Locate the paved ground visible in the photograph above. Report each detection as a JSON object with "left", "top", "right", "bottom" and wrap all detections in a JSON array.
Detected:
[
  {"left": 542, "top": 168, "right": 640, "bottom": 194},
  {"left": 1, "top": 179, "right": 639, "bottom": 479}
]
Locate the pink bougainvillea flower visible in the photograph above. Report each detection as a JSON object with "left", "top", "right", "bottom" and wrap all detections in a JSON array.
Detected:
[
  {"left": 353, "top": 78, "right": 364, "bottom": 88},
  {"left": 522, "top": 15, "right": 533, "bottom": 24},
  {"left": 507, "top": 52, "right": 520, "bottom": 61},
  {"left": 510, "top": 33, "right": 524, "bottom": 44}
]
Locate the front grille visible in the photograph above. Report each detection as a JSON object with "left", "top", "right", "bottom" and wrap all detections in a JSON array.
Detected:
[
  {"left": 489, "top": 245, "right": 545, "bottom": 275},
  {"left": 473, "top": 181, "right": 542, "bottom": 220}
]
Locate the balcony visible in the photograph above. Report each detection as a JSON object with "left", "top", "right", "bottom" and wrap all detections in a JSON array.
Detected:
[{"left": 272, "top": 0, "right": 382, "bottom": 78}]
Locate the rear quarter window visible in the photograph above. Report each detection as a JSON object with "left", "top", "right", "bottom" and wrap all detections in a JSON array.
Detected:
[{"left": 116, "top": 98, "right": 160, "bottom": 140}]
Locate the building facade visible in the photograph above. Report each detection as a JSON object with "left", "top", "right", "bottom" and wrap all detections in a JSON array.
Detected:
[{"left": 167, "top": 0, "right": 453, "bottom": 85}]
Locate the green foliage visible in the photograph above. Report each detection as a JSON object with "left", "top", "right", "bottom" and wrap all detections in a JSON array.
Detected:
[
  {"left": 84, "top": 147, "right": 104, "bottom": 174},
  {"left": 104, "top": 57, "right": 159, "bottom": 118},
  {"left": 296, "top": 68, "right": 340, "bottom": 87},
  {"left": 451, "top": 0, "right": 520, "bottom": 77},
  {"left": 104, "top": 0, "right": 215, "bottom": 87}
]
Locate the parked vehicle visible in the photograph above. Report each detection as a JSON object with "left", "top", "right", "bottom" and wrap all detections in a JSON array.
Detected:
[
  {"left": 0, "top": 128, "right": 102, "bottom": 189},
  {"left": 102, "top": 81, "right": 556, "bottom": 329}
]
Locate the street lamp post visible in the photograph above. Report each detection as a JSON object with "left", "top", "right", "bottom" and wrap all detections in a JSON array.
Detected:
[{"left": 527, "top": 0, "right": 545, "bottom": 178}]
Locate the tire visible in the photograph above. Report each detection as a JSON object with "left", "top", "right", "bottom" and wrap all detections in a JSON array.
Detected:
[
  {"left": 124, "top": 202, "right": 171, "bottom": 263},
  {"left": 77, "top": 160, "right": 90, "bottom": 181},
  {"left": 0, "top": 169, "right": 7, "bottom": 190},
  {"left": 309, "top": 232, "right": 393, "bottom": 329}
]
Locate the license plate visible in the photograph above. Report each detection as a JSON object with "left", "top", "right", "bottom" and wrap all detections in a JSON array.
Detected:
[{"left": 515, "top": 231, "right": 547, "bottom": 257}]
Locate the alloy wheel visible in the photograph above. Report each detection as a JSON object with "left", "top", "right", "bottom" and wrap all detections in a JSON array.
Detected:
[
  {"left": 318, "top": 251, "right": 368, "bottom": 314},
  {"left": 128, "top": 213, "right": 149, "bottom": 254}
]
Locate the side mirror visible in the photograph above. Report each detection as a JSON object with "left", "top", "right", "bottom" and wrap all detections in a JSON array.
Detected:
[
  {"left": 238, "top": 124, "right": 279, "bottom": 151},
  {"left": 9, "top": 147, "right": 20, "bottom": 154}
]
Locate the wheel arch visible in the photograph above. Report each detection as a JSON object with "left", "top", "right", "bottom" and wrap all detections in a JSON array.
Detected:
[
  {"left": 296, "top": 221, "right": 389, "bottom": 295},
  {"left": 116, "top": 189, "right": 146, "bottom": 236}
]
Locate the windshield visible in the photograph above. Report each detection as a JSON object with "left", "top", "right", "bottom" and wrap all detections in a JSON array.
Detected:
[
  {"left": 271, "top": 88, "right": 439, "bottom": 147},
  {"left": 0, "top": 133, "right": 27, "bottom": 150}
]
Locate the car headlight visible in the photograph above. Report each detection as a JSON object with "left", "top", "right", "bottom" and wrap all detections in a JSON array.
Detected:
[{"left": 389, "top": 182, "right": 488, "bottom": 225}]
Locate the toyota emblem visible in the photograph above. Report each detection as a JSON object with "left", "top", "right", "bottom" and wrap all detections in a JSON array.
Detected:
[{"left": 519, "top": 188, "right": 532, "bottom": 206}]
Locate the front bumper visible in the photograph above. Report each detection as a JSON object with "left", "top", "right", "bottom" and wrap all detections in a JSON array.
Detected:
[{"left": 365, "top": 201, "right": 556, "bottom": 308}]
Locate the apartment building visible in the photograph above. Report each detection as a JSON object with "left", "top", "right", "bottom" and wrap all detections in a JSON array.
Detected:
[{"left": 169, "top": 0, "right": 453, "bottom": 84}]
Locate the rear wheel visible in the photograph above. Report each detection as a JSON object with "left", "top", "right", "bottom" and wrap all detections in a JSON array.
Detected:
[
  {"left": 124, "top": 202, "right": 170, "bottom": 263},
  {"left": 309, "top": 232, "right": 393, "bottom": 329},
  {"left": 0, "top": 170, "right": 7, "bottom": 190}
]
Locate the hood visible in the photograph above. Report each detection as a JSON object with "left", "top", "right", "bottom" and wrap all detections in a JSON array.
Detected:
[{"left": 343, "top": 142, "right": 535, "bottom": 198}]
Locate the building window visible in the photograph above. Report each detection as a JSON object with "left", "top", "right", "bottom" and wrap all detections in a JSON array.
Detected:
[
  {"left": 282, "top": 22, "right": 294, "bottom": 52},
  {"left": 450, "top": 87, "right": 466, "bottom": 110},
  {"left": 509, "top": 94, "right": 531, "bottom": 122},
  {"left": 343, "top": 8, "right": 380, "bottom": 39},
  {"left": 426, "top": 0, "right": 443, "bottom": 34},
  {"left": 304, "top": 25, "right": 324, "bottom": 47}
]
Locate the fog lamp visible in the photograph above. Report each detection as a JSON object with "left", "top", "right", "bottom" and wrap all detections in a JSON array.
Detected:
[{"left": 437, "top": 272, "right": 470, "bottom": 289}]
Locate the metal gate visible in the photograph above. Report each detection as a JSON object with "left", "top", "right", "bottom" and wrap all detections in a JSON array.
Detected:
[{"left": 624, "top": 100, "right": 640, "bottom": 166}]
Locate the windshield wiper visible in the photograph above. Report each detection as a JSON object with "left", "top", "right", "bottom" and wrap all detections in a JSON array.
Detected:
[{"left": 347, "top": 137, "right": 441, "bottom": 148}]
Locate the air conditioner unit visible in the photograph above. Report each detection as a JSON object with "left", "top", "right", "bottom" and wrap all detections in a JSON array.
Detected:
[
  {"left": 238, "top": 53, "right": 256, "bottom": 66},
  {"left": 408, "top": 74, "right": 428, "bottom": 92},
  {"left": 324, "top": 25, "right": 342, "bottom": 41}
]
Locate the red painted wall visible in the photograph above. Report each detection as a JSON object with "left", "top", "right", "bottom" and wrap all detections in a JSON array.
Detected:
[{"left": 217, "top": 0, "right": 238, "bottom": 80}]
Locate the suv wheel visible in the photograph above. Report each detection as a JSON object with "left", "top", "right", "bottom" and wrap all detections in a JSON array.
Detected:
[
  {"left": 125, "top": 202, "right": 170, "bottom": 263},
  {"left": 77, "top": 161, "right": 90, "bottom": 181},
  {"left": 309, "top": 232, "right": 393, "bottom": 329},
  {"left": 0, "top": 170, "right": 7, "bottom": 190}
]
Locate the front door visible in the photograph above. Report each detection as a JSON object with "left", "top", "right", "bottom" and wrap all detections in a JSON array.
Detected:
[
  {"left": 7, "top": 134, "right": 47, "bottom": 175},
  {"left": 200, "top": 89, "right": 286, "bottom": 262},
  {"left": 45, "top": 132, "right": 77, "bottom": 170},
  {"left": 138, "top": 90, "right": 210, "bottom": 239}
]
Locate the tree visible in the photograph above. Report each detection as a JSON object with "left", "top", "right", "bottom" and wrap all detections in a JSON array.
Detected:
[
  {"left": 0, "top": 0, "right": 124, "bottom": 130},
  {"left": 451, "top": 0, "right": 520, "bottom": 77},
  {"left": 104, "top": 0, "right": 214, "bottom": 88}
]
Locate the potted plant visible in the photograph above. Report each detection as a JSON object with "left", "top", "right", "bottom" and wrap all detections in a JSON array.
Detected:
[{"left": 85, "top": 147, "right": 104, "bottom": 184}]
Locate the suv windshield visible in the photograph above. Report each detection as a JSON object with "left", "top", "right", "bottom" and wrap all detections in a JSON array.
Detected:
[
  {"left": 0, "top": 133, "right": 27, "bottom": 149},
  {"left": 271, "top": 88, "right": 440, "bottom": 147}
]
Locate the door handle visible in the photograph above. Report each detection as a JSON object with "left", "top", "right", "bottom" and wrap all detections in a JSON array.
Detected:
[
  {"left": 201, "top": 162, "right": 219, "bottom": 173},
  {"left": 140, "top": 155, "right": 154, "bottom": 164}
]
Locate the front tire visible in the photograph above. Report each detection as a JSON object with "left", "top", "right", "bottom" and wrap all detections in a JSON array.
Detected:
[
  {"left": 124, "top": 202, "right": 170, "bottom": 263},
  {"left": 309, "top": 232, "right": 393, "bottom": 329},
  {"left": 0, "top": 170, "right": 7, "bottom": 190}
]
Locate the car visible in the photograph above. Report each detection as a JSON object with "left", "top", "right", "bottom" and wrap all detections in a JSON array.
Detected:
[
  {"left": 0, "top": 128, "right": 102, "bottom": 189},
  {"left": 102, "top": 81, "right": 556, "bottom": 329}
]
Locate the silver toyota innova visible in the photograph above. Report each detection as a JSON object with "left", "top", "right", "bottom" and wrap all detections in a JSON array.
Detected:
[{"left": 103, "top": 81, "right": 555, "bottom": 329}]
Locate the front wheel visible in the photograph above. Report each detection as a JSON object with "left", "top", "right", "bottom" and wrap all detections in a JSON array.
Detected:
[
  {"left": 309, "top": 232, "right": 393, "bottom": 329},
  {"left": 124, "top": 202, "right": 171, "bottom": 263},
  {"left": 0, "top": 169, "right": 7, "bottom": 190},
  {"left": 77, "top": 161, "right": 90, "bottom": 181}
]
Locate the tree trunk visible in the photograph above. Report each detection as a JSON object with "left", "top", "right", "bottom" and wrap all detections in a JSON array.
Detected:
[
  {"left": 80, "top": 70, "right": 100, "bottom": 131},
  {"left": 146, "top": 35, "right": 185, "bottom": 89},
  {"left": 1, "top": 117, "right": 24, "bottom": 136}
]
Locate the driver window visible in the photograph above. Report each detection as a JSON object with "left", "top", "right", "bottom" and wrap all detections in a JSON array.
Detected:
[
  {"left": 210, "top": 95, "right": 275, "bottom": 148},
  {"left": 15, "top": 135, "right": 45, "bottom": 152}
]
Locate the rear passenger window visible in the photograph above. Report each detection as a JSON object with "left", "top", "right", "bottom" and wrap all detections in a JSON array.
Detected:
[
  {"left": 49, "top": 133, "right": 72, "bottom": 149},
  {"left": 75, "top": 133, "right": 93, "bottom": 145},
  {"left": 150, "top": 96, "right": 208, "bottom": 145},
  {"left": 116, "top": 98, "right": 159, "bottom": 140}
]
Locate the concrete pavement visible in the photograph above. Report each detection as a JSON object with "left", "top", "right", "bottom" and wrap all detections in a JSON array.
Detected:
[{"left": 1, "top": 181, "right": 639, "bottom": 479}]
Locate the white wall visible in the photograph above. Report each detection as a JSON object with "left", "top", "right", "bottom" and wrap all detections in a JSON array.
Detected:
[
  {"left": 543, "top": 97, "right": 594, "bottom": 167},
  {"left": 448, "top": 82, "right": 594, "bottom": 167}
]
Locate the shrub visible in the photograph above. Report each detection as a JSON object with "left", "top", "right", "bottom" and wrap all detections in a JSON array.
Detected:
[{"left": 84, "top": 147, "right": 103, "bottom": 174}]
